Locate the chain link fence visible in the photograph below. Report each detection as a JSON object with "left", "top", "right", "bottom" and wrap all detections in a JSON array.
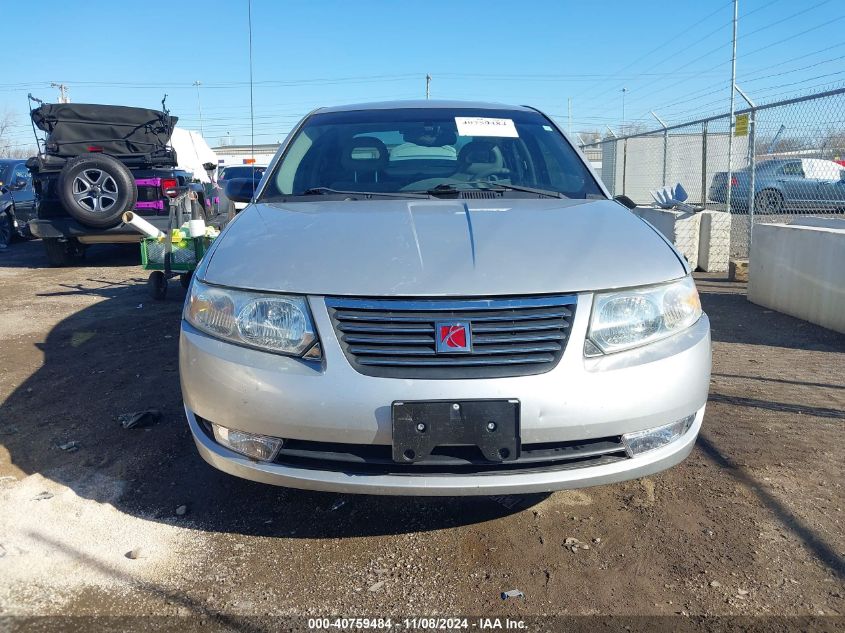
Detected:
[{"left": 580, "top": 87, "right": 845, "bottom": 259}]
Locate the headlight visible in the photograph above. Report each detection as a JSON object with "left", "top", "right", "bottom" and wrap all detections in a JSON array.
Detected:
[
  {"left": 587, "top": 276, "right": 702, "bottom": 355},
  {"left": 184, "top": 279, "right": 319, "bottom": 357}
]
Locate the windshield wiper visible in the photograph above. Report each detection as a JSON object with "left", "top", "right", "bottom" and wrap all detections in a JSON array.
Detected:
[
  {"left": 464, "top": 181, "right": 568, "bottom": 198},
  {"left": 408, "top": 182, "right": 567, "bottom": 199},
  {"left": 298, "top": 187, "right": 433, "bottom": 199}
]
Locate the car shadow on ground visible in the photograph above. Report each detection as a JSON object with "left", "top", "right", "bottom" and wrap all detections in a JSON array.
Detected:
[
  {"left": 0, "top": 255, "right": 546, "bottom": 538},
  {"left": 697, "top": 280, "right": 845, "bottom": 582},
  {"left": 0, "top": 240, "right": 141, "bottom": 269}
]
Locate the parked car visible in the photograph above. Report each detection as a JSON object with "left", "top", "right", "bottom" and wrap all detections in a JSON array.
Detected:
[
  {"left": 26, "top": 103, "right": 225, "bottom": 266},
  {"left": 0, "top": 159, "right": 37, "bottom": 248},
  {"left": 216, "top": 164, "right": 266, "bottom": 215},
  {"left": 180, "top": 100, "right": 711, "bottom": 496},
  {"left": 709, "top": 158, "right": 845, "bottom": 213}
]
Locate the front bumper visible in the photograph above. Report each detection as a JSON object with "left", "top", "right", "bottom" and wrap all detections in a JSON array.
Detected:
[
  {"left": 187, "top": 405, "right": 703, "bottom": 495},
  {"left": 180, "top": 295, "right": 711, "bottom": 495}
]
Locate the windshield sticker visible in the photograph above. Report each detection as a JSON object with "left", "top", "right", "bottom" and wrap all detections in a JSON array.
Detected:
[{"left": 455, "top": 117, "right": 519, "bottom": 138}]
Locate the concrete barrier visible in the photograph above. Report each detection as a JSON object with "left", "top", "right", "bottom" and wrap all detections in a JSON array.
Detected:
[
  {"left": 633, "top": 207, "right": 700, "bottom": 270},
  {"left": 748, "top": 222, "right": 845, "bottom": 333},
  {"left": 631, "top": 207, "right": 732, "bottom": 273},
  {"left": 698, "top": 210, "right": 731, "bottom": 273}
]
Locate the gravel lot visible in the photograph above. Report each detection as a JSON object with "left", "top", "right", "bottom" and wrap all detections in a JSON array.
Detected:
[{"left": 0, "top": 240, "right": 842, "bottom": 630}]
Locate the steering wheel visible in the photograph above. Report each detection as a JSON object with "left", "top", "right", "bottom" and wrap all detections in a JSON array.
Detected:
[{"left": 471, "top": 168, "right": 511, "bottom": 182}]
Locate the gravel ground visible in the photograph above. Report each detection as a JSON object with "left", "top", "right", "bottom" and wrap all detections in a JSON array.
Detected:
[{"left": 0, "top": 240, "right": 842, "bottom": 631}]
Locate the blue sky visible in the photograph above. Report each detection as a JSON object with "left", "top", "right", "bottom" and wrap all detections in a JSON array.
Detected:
[{"left": 1, "top": 0, "right": 844, "bottom": 150}]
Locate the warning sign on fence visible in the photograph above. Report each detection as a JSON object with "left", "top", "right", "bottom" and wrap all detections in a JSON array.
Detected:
[{"left": 734, "top": 113, "right": 749, "bottom": 137}]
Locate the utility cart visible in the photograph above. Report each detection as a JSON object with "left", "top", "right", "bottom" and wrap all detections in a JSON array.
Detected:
[{"left": 133, "top": 189, "right": 218, "bottom": 299}]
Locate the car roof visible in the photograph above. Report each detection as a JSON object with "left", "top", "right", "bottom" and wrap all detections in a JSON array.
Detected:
[
  {"left": 759, "top": 157, "right": 839, "bottom": 166},
  {"left": 315, "top": 99, "right": 537, "bottom": 114}
]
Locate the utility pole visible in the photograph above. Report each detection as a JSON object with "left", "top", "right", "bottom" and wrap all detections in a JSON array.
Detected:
[
  {"left": 726, "top": 0, "right": 738, "bottom": 216},
  {"left": 51, "top": 82, "right": 70, "bottom": 103},
  {"left": 567, "top": 97, "right": 572, "bottom": 136},
  {"left": 193, "top": 80, "right": 204, "bottom": 137},
  {"left": 425, "top": 74, "right": 431, "bottom": 100},
  {"left": 621, "top": 87, "right": 628, "bottom": 135}
]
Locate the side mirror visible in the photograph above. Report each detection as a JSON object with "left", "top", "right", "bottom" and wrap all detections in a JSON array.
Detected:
[
  {"left": 224, "top": 178, "right": 257, "bottom": 203},
  {"left": 613, "top": 194, "right": 637, "bottom": 210},
  {"left": 11, "top": 178, "right": 27, "bottom": 191}
]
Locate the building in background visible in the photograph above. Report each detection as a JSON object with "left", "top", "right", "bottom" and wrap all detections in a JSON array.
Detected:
[{"left": 211, "top": 143, "right": 280, "bottom": 169}]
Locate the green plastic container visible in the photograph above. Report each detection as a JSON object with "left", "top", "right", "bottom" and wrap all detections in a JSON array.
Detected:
[{"left": 140, "top": 236, "right": 212, "bottom": 272}]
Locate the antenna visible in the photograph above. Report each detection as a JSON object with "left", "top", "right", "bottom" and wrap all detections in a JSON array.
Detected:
[
  {"left": 193, "top": 80, "right": 204, "bottom": 137},
  {"left": 247, "top": 0, "right": 255, "bottom": 165}
]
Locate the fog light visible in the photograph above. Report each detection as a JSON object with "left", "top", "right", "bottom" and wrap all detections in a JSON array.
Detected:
[
  {"left": 212, "top": 423, "right": 283, "bottom": 462},
  {"left": 622, "top": 414, "right": 696, "bottom": 457}
]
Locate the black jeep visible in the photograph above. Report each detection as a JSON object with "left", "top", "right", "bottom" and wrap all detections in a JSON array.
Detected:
[{"left": 27, "top": 102, "right": 224, "bottom": 266}]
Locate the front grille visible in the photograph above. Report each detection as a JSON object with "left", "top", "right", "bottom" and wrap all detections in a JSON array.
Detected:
[{"left": 326, "top": 295, "right": 577, "bottom": 379}]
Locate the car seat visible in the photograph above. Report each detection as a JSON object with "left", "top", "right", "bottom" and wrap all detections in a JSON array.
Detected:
[
  {"left": 331, "top": 136, "right": 390, "bottom": 191},
  {"left": 452, "top": 140, "right": 506, "bottom": 182}
]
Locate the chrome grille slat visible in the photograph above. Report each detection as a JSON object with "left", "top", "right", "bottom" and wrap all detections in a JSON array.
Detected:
[
  {"left": 359, "top": 354, "right": 555, "bottom": 367},
  {"left": 326, "top": 295, "right": 577, "bottom": 379},
  {"left": 333, "top": 308, "right": 572, "bottom": 323},
  {"left": 348, "top": 342, "right": 562, "bottom": 356},
  {"left": 344, "top": 334, "right": 436, "bottom": 345},
  {"left": 470, "top": 320, "right": 569, "bottom": 333},
  {"left": 339, "top": 323, "right": 434, "bottom": 334},
  {"left": 473, "top": 332, "right": 563, "bottom": 344}
]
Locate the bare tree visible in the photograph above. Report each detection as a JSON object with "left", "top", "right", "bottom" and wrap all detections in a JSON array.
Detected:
[
  {"left": 577, "top": 129, "right": 603, "bottom": 145},
  {"left": 0, "top": 110, "right": 37, "bottom": 159}
]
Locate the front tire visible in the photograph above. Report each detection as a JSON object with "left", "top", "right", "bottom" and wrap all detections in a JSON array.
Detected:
[
  {"left": 754, "top": 189, "right": 784, "bottom": 215},
  {"left": 0, "top": 212, "right": 12, "bottom": 249}
]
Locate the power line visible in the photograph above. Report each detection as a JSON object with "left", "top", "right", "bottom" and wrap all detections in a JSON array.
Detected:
[
  {"left": 571, "top": 0, "right": 786, "bottom": 109},
  {"left": 627, "top": 51, "right": 845, "bottom": 123},
  {"left": 592, "top": 2, "right": 844, "bottom": 120},
  {"left": 572, "top": 1, "right": 734, "bottom": 104}
]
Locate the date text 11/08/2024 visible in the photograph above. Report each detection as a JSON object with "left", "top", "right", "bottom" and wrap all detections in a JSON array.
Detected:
[{"left": 307, "top": 618, "right": 528, "bottom": 630}]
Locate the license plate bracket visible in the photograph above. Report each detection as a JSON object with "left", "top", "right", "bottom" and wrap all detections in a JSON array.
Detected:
[{"left": 391, "top": 399, "right": 520, "bottom": 464}]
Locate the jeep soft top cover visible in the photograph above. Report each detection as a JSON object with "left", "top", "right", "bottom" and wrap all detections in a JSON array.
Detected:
[{"left": 31, "top": 103, "right": 178, "bottom": 158}]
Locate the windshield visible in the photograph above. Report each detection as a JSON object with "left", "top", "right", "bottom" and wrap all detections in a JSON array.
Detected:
[
  {"left": 260, "top": 107, "right": 603, "bottom": 200},
  {"left": 220, "top": 165, "right": 265, "bottom": 181}
]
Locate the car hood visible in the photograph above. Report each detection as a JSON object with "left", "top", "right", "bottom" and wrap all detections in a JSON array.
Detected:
[{"left": 202, "top": 198, "right": 686, "bottom": 296}]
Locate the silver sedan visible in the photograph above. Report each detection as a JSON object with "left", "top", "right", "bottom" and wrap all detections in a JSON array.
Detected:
[{"left": 180, "top": 100, "right": 711, "bottom": 495}]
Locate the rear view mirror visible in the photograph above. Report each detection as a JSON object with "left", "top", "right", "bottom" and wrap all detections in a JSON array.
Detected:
[{"left": 224, "top": 178, "right": 257, "bottom": 203}]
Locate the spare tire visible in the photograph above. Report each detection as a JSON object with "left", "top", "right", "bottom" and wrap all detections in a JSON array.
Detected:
[{"left": 57, "top": 154, "right": 137, "bottom": 228}]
